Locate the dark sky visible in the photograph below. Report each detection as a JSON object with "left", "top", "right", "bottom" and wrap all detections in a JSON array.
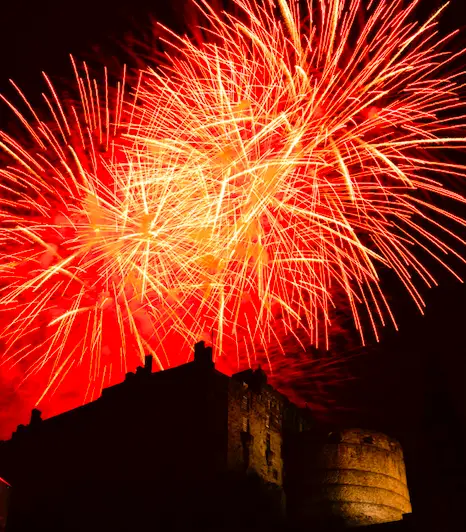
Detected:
[{"left": 0, "top": 0, "right": 465, "bottom": 529}]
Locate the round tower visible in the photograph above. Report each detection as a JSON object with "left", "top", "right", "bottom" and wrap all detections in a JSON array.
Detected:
[{"left": 286, "top": 428, "right": 412, "bottom": 527}]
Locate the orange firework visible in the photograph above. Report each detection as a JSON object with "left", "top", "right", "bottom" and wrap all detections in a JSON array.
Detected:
[
  {"left": 0, "top": 0, "right": 465, "bottom": 433},
  {"left": 128, "top": 0, "right": 466, "bottom": 350},
  {"left": 0, "top": 60, "right": 173, "bottom": 409}
]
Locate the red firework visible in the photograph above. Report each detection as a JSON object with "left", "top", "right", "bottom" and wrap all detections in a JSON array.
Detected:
[{"left": 0, "top": 0, "right": 465, "bottom": 437}]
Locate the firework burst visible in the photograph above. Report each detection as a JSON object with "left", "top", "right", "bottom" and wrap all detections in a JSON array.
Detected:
[
  {"left": 0, "top": 61, "right": 168, "bottom": 406},
  {"left": 0, "top": 0, "right": 466, "bottom": 431},
  {"left": 128, "top": 0, "right": 466, "bottom": 350}
]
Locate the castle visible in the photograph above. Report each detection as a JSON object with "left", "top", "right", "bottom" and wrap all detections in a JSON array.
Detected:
[{"left": 0, "top": 342, "right": 412, "bottom": 530}]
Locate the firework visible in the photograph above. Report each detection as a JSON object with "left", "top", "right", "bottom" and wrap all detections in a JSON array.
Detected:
[
  {"left": 128, "top": 0, "right": 466, "bottom": 350},
  {"left": 1, "top": 0, "right": 466, "bottom": 434},
  {"left": 0, "top": 61, "right": 170, "bottom": 411}
]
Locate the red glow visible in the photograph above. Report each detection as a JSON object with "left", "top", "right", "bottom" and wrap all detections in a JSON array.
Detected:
[{"left": 0, "top": 0, "right": 465, "bottom": 438}]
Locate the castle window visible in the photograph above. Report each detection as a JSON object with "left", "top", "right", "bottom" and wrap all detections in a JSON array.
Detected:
[
  {"left": 363, "top": 436, "right": 374, "bottom": 445},
  {"left": 265, "top": 415, "right": 270, "bottom": 429},
  {"left": 273, "top": 469, "right": 278, "bottom": 480},
  {"left": 242, "top": 416, "right": 249, "bottom": 433},
  {"left": 265, "top": 433, "right": 273, "bottom": 465},
  {"left": 241, "top": 394, "right": 249, "bottom": 411}
]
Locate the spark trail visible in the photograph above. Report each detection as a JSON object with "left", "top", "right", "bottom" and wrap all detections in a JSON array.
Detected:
[
  {"left": 0, "top": 0, "right": 465, "bottom": 435},
  {"left": 129, "top": 0, "right": 466, "bottom": 352}
]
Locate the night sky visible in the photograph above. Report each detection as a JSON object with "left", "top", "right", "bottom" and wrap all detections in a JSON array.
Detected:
[{"left": 0, "top": 0, "right": 465, "bottom": 529}]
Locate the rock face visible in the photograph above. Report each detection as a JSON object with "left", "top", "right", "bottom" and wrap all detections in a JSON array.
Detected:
[{"left": 286, "top": 428, "right": 412, "bottom": 527}]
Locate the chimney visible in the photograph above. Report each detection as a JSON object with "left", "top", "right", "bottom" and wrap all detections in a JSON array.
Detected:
[
  {"left": 11, "top": 424, "right": 26, "bottom": 441},
  {"left": 252, "top": 365, "right": 267, "bottom": 388},
  {"left": 144, "top": 355, "right": 153, "bottom": 373},
  {"left": 135, "top": 355, "right": 153, "bottom": 377},
  {"left": 194, "top": 341, "right": 214, "bottom": 368},
  {"left": 29, "top": 409, "right": 42, "bottom": 427}
]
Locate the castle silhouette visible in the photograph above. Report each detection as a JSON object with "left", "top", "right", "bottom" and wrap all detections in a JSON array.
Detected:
[{"left": 0, "top": 342, "right": 413, "bottom": 531}]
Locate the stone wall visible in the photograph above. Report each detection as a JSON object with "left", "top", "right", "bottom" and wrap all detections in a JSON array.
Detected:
[
  {"left": 227, "top": 371, "right": 284, "bottom": 486},
  {"left": 1, "top": 342, "right": 413, "bottom": 530},
  {"left": 286, "top": 428, "right": 412, "bottom": 527}
]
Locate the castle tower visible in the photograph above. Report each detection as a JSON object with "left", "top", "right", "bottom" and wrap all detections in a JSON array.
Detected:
[{"left": 286, "top": 428, "right": 412, "bottom": 527}]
